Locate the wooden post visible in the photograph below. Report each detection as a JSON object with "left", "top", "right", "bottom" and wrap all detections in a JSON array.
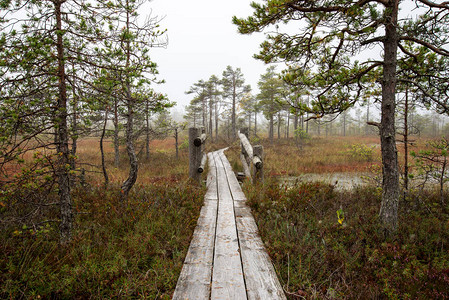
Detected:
[
  {"left": 253, "top": 145, "right": 263, "bottom": 183},
  {"left": 189, "top": 127, "right": 202, "bottom": 182}
]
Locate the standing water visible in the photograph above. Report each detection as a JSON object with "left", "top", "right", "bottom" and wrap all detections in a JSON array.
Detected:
[{"left": 279, "top": 173, "right": 369, "bottom": 191}]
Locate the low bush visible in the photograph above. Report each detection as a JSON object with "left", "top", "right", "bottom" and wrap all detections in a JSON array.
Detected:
[
  {"left": 348, "top": 143, "right": 376, "bottom": 162},
  {"left": 244, "top": 180, "right": 449, "bottom": 299},
  {"left": 0, "top": 180, "right": 204, "bottom": 299}
]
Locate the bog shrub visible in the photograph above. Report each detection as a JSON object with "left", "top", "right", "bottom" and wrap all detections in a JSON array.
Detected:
[{"left": 349, "top": 143, "right": 375, "bottom": 161}]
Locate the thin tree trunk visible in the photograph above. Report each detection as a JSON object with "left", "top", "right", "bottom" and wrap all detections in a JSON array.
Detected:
[
  {"left": 248, "top": 113, "right": 251, "bottom": 138},
  {"left": 70, "top": 64, "right": 78, "bottom": 187},
  {"left": 113, "top": 99, "right": 120, "bottom": 167},
  {"left": 232, "top": 87, "right": 236, "bottom": 140},
  {"left": 379, "top": 0, "right": 400, "bottom": 236},
  {"left": 404, "top": 86, "right": 409, "bottom": 200},
  {"left": 100, "top": 109, "right": 109, "bottom": 186},
  {"left": 269, "top": 114, "right": 274, "bottom": 144},
  {"left": 294, "top": 113, "right": 298, "bottom": 142},
  {"left": 277, "top": 112, "right": 281, "bottom": 140},
  {"left": 121, "top": 3, "right": 138, "bottom": 203},
  {"left": 55, "top": 0, "right": 72, "bottom": 245},
  {"left": 209, "top": 98, "right": 213, "bottom": 141},
  {"left": 202, "top": 92, "right": 206, "bottom": 129},
  {"left": 215, "top": 100, "right": 219, "bottom": 140},
  {"left": 440, "top": 157, "right": 447, "bottom": 206},
  {"left": 306, "top": 113, "right": 309, "bottom": 133},
  {"left": 121, "top": 98, "right": 138, "bottom": 202},
  {"left": 286, "top": 110, "right": 290, "bottom": 139},
  {"left": 175, "top": 128, "right": 179, "bottom": 159},
  {"left": 254, "top": 110, "right": 258, "bottom": 137},
  {"left": 145, "top": 100, "right": 150, "bottom": 160},
  {"left": 366, "top": 101, "right": 370, "bottom": 135}
]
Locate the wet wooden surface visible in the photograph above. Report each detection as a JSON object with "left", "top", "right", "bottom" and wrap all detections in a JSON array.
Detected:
[{"left": 173, "top": 149, "right": 286, "bottom": 300}]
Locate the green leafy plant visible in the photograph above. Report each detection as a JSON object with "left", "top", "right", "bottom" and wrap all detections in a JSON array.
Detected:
[
  {"left": 348, "top": 144, "right": 375, "bottom": 162},
  {"left": 179, "top": 138, "right": 189, "bottom": 150},
  {"left": 337, "top": 208, "right": 345, "bottom": 225},
  {"left": 294, "top": 128, "right": 311, "bottom": 150}
]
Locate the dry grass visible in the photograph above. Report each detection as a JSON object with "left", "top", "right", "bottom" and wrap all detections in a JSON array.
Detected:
[
  {"left": 225, "top": 135, "right": 433, "bottom": 178},
  {"left": 76, "top": 137, "right": 189, "bottom": 185},
  {"left": 225, "top": 136, "right": 382, "bottom": 176},
  {"left": 264, "top": 136, "right": 381, "bottom": 175}
]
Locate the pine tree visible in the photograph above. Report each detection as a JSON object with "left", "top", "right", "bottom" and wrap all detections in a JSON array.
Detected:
[{"left": 234, "top": 0, "right": 449, "bottom": 235}]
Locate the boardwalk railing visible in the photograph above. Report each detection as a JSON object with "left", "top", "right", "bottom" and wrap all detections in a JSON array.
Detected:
[
  {"left": 239, "top": 127, "right": 263, "bottom": 183},
  {"left": 189, "top": 127, "right": 207, "bottom": 182}
]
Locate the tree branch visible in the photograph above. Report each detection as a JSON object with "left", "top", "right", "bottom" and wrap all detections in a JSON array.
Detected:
[
  {"left": 416, "top": 0, "right": 449, "bottom": 9},
  {"left": 367, "top": 121, "right": 381, "bottom": 128},
  {"left": 399, "top": 36, "right": 449, "bottom": 56},
  {"left": 361, "top": 36, "right": 385, "bottom": 45}
]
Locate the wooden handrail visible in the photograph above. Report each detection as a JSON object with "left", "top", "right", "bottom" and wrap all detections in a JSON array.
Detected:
[
  {"left": 239, "top": 132, "right": 253, "bottom": 158},
  {"left": 238, "top": 128, "right": 263, "bottom": 183},
  {"left": 198, "top": 153, "right": 207, "bottom": 173}
]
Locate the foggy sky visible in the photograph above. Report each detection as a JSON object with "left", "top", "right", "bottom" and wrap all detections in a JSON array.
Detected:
[{"left": 148, "top": 0, "right": 268, "bottom": 111}]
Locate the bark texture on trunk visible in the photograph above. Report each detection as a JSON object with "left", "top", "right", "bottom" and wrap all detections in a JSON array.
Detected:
[
  {"left": 121, "top": 98, "right": 138, "bottom": 202},
  {"left": 145, "top": 100, "right": 150, "bottom": 160},
  {"left": 175, "top": 128, "right": 179, "bottom": 159},
  {"left": 100, "top": 109, "right": 109, "bottom": 186},
  {"left": 404, "top": 86, "right": 409, "bottom": 199},
  {"left": 379, "top": 0, "right": 400, "bottom": 235},
  {"left": 113, "top": 100, "right": 120, "bottom": 168},
  {"left": 121, "top": 3, "right": 138, "bottom": 203},
  {"left": 277, "top": 112, "right": 281, "bottom": 140},
  {"left": 209, "top": 98, "right": 213, "bottom": 141},
  {"left": 69, "top": 70, "right": 78, "bottom": 187},
  {"left": 55, "top": 0, "right": 72, "bottom": 245},
  {"left": 215, "top": 101, "right": 219, "bottom": 141}
]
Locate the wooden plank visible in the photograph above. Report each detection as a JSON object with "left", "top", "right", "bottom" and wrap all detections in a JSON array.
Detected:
[
  {"left": 219, "top": 151, "right": 247, "bottom": 201},
  {"left": 235, "top": 205, "right": 287, "bottom": 300},
  {"left": 185, "top": 200, "right": 218, "bottom": 260},
  {"left": 176, "top": 148, "right": 284, "bottom": 300},
  {"left": 173, "top": 198, "right": 218, "bottom": 299},
  {"left": 205, "top": 152, "right": 218, "bottom": 200},
  {"left": 211, "top": 150, "right": 247, "bottom": 300}
]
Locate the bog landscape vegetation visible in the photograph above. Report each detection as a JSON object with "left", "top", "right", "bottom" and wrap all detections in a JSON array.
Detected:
[{"left": 1, "top": 0, "right": 449, "bottom": 298}]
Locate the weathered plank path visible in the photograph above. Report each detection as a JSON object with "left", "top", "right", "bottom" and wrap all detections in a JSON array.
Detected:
[{"left": 173, "top": 149, "right": 286, "bottom": 300}]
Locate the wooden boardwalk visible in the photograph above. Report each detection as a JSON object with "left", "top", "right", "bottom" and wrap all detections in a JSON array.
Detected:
[{"left": 173, "top": 149, "right": 286, "bottom": 300}]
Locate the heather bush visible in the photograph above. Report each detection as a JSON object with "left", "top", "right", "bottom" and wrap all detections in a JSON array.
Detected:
[{"left": 244, "top": 179, "right": 449, "bottom": 299}]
